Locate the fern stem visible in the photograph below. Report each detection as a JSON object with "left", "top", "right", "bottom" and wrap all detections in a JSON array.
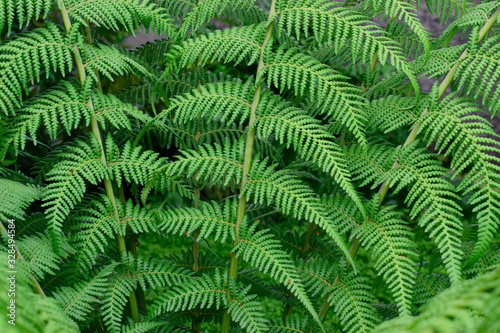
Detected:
[
  {"left": 221, "top": 1, "right": 277, "bottom": 331},
  {"left": 0, "top": 221, "right": 46, "bottom": 298},
  {"left": 59, "top": 3, "right": 141, "bottom": 323}
]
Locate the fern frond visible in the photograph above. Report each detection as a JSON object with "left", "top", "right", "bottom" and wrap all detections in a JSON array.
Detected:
[
  {"left": 106, "top": 136, "right": 169, "bottom": 188},
  {"left": 93, "top": 91, "right": 153, "bottom": 130},
  {"left": 14, "top": 212, "right": 47, "bottom": 239},
  {"left": 320, "top": 194, "right": 363, "bottom": 235},
  {"left": 41, "top": 135, "right": 108, "bottom": 252},
  {"left": 226, "top": 281, "right": 269, "bottom": 332},
  {"left": 413, "top": 272, "right": 449, "bottom": 306},
  {"left": 133, "top": 256, "right": 195, "bottom": 291},
  {"left": 81, "top": 43, "right": 155, "bottom": 85},
  {"left": 418, "top": 0, "right": 474, "bottom": 24},
  {"left": 156, "top": 138, "right": 244, "bottom": 189},
  {"left": 418, "top": 89, "right": 500, "bottom": 265},
  {"left": 71, "top": 195, "right": 157, "bottom": 273},
  {"left": 383, "top": 143, "right": 463, "bottom": 284},
  {"left": 157, "top": 199, "right": 237, "bottom": 243},
  {"left": 434, "top": 1, "right": 498, "bottom": 47},
  {"left": 0, "top": 0, "right": 52, "bottom": 35},
  {"left": 367, "top": 96, "right": 421, "bottom": 134},
  {"left": 159, "top": 118, "right": 245, "bottom": 150},
  {"left": 328, "top": 272, "right": 381, "bottom": 333},
  {"left": 353, "top": 199, "right": 417, "bottom": 316},
  {"left": 64, "top": 0, "right": 175, "bottom": 35},
  {"left": 165, "top": 78, "right": 253, "bottom": 125},
  {"left": 343, "top": 142, "right": 397, "bottom": 189},
  {"left": 164, "top": 23, "right": 266, "bottom": 75},
  {"left": 102, "top": 270, "right": 138, "bottom": 332},
  {"left": 244, "top": 160, "right": 357, "bottom": 269},
  {"left": 7, "top": 81, "right": 150, "bottom": 151},
  {"left": 7, "top": 81, "right": 90, "bottom": 150},
  {"left": 268, "top": 316, "right": 312, "bottom": 333},
  {"left": 454, "top": 34, "right": 500, "bottom": 116},
  {"left": 16, "top": 231, "right": 74, "bottom": 281},
  {"left": 261, "top": 47, "right": 367, "bottom": 144},
  {"left": 373, "top": 268, "right": 500, "bottom": 333},
  {"left": 236, "top": 222, "right": 323, "bottom": 329},
  {"left": 0, "top": 252, "right": 79, "bottom": 332},
  {"left": 53, "top": 263, "right": 117, "bottom": 322},
  {"left": 147, "top": 269, "right": 228, "bottom": 317},
  {"left": 274, "top": 0, "right": 419, "bottom": 93},
  {"left": 0, "top": 178, "right": 41, "bottom": 221},
  {"left": 365, "top": 0, "right": 430, "bottom": 60},
  {"left": 254, "top": 93, "right": 359, "bottom": 206},
  {"left": 0, "top": 23, "right": 73, "bottom": 114},
  {"left": 175, "top": 0, "right": 257, "bottom": 37},
  {"left": 385, "top": 21, "right": 430, "bottom": 59}
]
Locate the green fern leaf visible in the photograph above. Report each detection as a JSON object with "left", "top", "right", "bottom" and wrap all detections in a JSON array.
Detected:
[
  {"left": 236, "top": 222, "right": 323, "bottom": 330},
  {"left": 245, "top": 159, "right": 358, "bottom": 269},
  {"left": 260, "top": 47, "right": 367, "bottom": 144},
  {"left": 64, "top": 0, "right": 175, "bottom": 35},
  {"left": 157, "top": 199, "right": 237, "bottom": 243},
  {"left": 0, "top": 0, "right": 52, "bottom": 35},
  {"left": 163, "top": 23, "right": 266, "bottom": 75},
  {"left": 365, "top": 0, "right": 430, "bottom": 60},
  {"left": 41, "top": 135, "right": 108, "bottom": 253},
  {"left": 383, "top": 143, "right": 464, "bottom": 284},
  {"left": 418, "top": 89, "right": 500, "bottom": 265},
  {"left": 0, "top": 178, "right": 42, "bottom": 220},
  {"left": 327, "top": 272, "right": 381, "bottom": 333},
  {"left": 165, "top": 78, "right": 254, "bottom": 125},
  {"left": 0, "top": 23, "right": 73, "bottom": 115},
  {"left": 53, "top": 263, "right": 118, "bottom": 322},
  {"left": 352, "top": 199, "right": 417, "bottom": 316},
  {"left": 254, "top": 92, "right": 360, "bottom": 207},
  {"left": 274, "top": 0, "right": 419, "bottom": 94}
]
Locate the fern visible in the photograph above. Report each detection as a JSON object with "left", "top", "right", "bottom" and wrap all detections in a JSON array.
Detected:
[
  {"left": 2, "top": 1, "right": 500, "bottom": 332},
  {"left": 63, "top": 0, "right": 175, "bottom": 35},
  {"left": 383, "top": 143, "right": 464, "bottom": 284},
  {"left": 0, "top": 23, "right": 73, "bottom": 114},
  {"left": 236, "top": 221, "right": 323, "bottom": 328},
  {"left": 42, "top": 135, "right": 108, "bottom": 252},
  {"left": 418, "top": 88, "right": 500, "bottom": 265},
  {"left": 260, "top": 46, "right": 368, "bottom": 144},
  {"left": 352, "top": 198, "right": 417, "bottom": 316}
]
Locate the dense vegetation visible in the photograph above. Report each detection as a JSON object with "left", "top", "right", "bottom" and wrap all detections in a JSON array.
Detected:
[{"left": 0, "top": 0, "right": 499, "bottom": 332}]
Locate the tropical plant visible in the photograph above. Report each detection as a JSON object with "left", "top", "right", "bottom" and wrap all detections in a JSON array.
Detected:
[{"left": 0, "top": 0, "right": 499, "bottom": 332}]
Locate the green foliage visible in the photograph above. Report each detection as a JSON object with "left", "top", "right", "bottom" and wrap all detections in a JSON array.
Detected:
[{"left": 1, "top": 1, "right": 499, "bottom": 332}]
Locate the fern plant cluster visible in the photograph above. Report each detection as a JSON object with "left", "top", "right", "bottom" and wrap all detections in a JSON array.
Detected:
[{"left": 0, "top": 0, "right": 499, "bottom": 332}]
